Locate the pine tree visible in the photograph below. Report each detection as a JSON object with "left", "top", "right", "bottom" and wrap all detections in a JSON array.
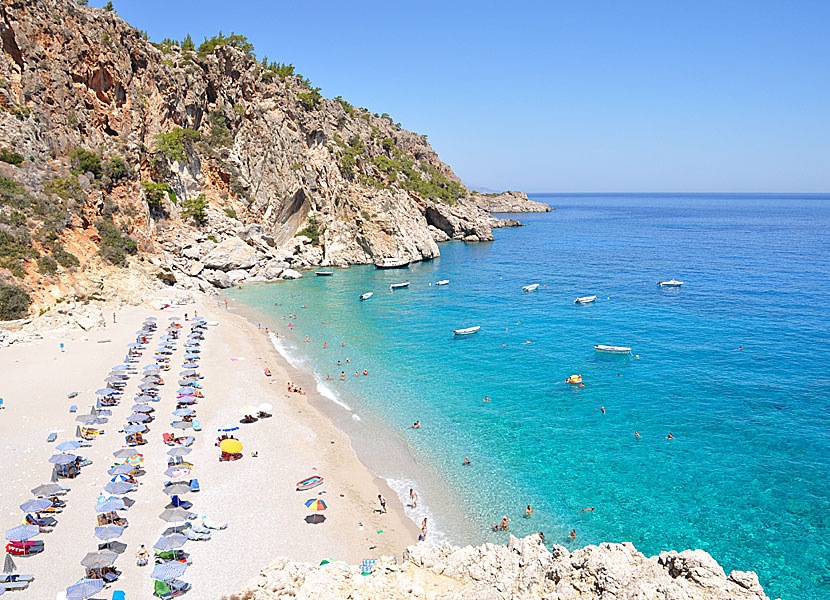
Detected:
[
  {"left": 181, "top": 33, "right": 194, "bottom": 51},
  {"left": 104, "top": 1, "right": 114, "bottom": 10}
]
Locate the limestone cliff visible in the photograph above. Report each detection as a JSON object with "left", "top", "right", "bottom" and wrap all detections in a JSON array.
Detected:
[
  {"left": 0, "top": 0, "right": 521, "bottom": 317},
  {"left": 470, "top": 190, "right": 552, "bottom": 213},
  {"left": 225, "top": 535, "right": 771, "bottom": 600}
]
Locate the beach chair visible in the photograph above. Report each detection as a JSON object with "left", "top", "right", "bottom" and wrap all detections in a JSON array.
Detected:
[
  {"left": 69, "top": 404, "right": 78, "bottom": 413},
  {"left": 112, "top": 591, "right": 126, "bottom": 600},
  {"left": 5, "top": 540, "right": 44, "bottom": 556},
  {"left": 2, "top": 575, "right": 34, "bottom": 583},
  {"left": 46, "top": 432, "right": 57, "bottom": 442},
  {"left": 183, "top": 528, "right": 210, "bottom": 541},
  {"left": 189, "top": 479, "right": 200, "bottom": 492},
  {"left": 192, "top": 419, "right": 201, "bottom": 432},
  {"left": 201, "top": 515, "right": 227, "bottom": 530},
  {"left": 360, "top": 559, "right": 377, "bottom": 575},
  {"left": 169, "top": 495, "right": 192, "bottom": 510},
  {"left": 0, "top": 398, "right": 4, "bottom": 409},
  {"left": 1, "top": 580, "right": 31, "bottom": 591}
]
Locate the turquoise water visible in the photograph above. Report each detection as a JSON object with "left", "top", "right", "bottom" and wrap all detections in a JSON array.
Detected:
[{"left": 227, "top": 194, "right": 830, "bottom": 600}]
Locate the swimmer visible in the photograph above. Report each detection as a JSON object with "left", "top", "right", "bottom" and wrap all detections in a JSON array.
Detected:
[
  {"left": 337, "top": 360, "right": 342, "bottom": 365},
  {"left": 524, "top": 340, "right": 532, "bottom": 344},
  {"left": 326, "top": 374, "right": 331, "bottom": 380},
  {"left": 491, "top": 522, "right": 499, "bottom": 532},
  {"left": 568, "top": 529, "right": 576, "bottom": 539},
  {"left": 323, "top": 342, "right": 327, "bottom": 348},
  {"left": 342, "top": 342, "right": 346, "bottom": 347},
  {"left": 363, "top": 369, "right": 368, "bottom": 375},
  {"left": 304, "top": 336, "right": 309, "bottom": 342},
  {"left": 355, "top": 371, "right": 359, "bottom": 377},
  {"left": 600, "top": 406, "right": 605, "bottom": 414},
  {"left": 412, "top": 421, "right": 420, "bottom": 429},
  {"left": 340, "top": 371, "right": 345, "bottom": 380},
  {"left": 666, "top": 433, "right": 674, "bottom": 439},
  {"left": 483, "top": 396, "right": 490, "bottom": 403},
  {"left": 580, "top": 507, "right": 594, "bottom": 514},
  {"left": 634, "top": 431, "right": 641, "bottom": 438},
  {"left": 525, "top": 505, "right": 533, "bottom": 517},
  {"left": 464, "top": 456, "right": 471, "bottom": 466},
  {"left": 346, "top": 358, "right": 350, "bottom": 363},
  {"left": 500, "top": 516, "right": 510, "bottom": 531}
]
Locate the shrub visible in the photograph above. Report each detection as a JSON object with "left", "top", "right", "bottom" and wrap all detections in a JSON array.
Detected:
[
  {"left": 223, "top": 207, "right": 237, "bottom": 219},
  {"left": 207, "top": 234, "right": 218, "bottom": 243},
  {"left": 297, "top": 89, "right": 322, "bottom": 110},
  {"left": 141, "top": 181, "right": 176, "bottom": 206},
  {"left": 207, "top": 110, "right": 233, "bottom": 148},
  {"left": 381, "top": 138, "right": 394, "bottom": 152},
  {"left": 296, "top": 215, "right": 322, "bottom": 246},
  {"left": 181, "top": 34, "right": 194, "bottom": 51},
  {"left": 52, "top": 244, "right": 80, "bottom": 268},
  {"left": 103, "top": 1, "right": 113, "bottom": 10},
  {"left": 197, "top": 32, "right": 254, "bottom": 57},
  {"left": 0, "top": 282, "right": 31, "bottom": 320},
  {"left": 180, "top": 193, "right": 208, "bottom": 224},
  {"left": 44, "top": 176, "right": 84, "bottom": 203},
  {"left": 154, "top": 128, "right": 201, "bottom": 162},
  {"left": 0, "top": 148, "right": 24, "bottom": 166},
  {"left": 105, "top": 156, "right": 129, "bottom": 182},
  {"left": 95, "top": 218, "right": 137, "bottom": 265},
  {"left": 338, "top": 135, "right": 365, "bottom": 179},
  {"left": 69, "top": 148, "right": 102, "bottom": 178},
  {"left": 37, "top": 255, "right": 58, "bottom": 275}
]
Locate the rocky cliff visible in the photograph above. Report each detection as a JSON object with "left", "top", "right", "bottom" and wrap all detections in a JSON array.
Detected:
[
  {"left": 0, "top": 0, "right": 521, "bottom": 317},
  {"left": 470, "top": 190, "right": 552, "bottom": 213},
  {"left": 225, "top": 535, "right": 771, "bottom": 600}
]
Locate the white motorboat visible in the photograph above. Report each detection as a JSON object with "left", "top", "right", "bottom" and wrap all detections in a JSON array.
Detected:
[
  {"left": 390, "top": 282, "right": 410, "bottom": 290},
  {"left": 522, "top": 283, "right": 540, "bottom": 293},
  {"left": 359, "top": 292, "right": 373, "bottom": 301},
  {"left": 453, "top": 326, "right": 481, "bottom": 336},
  {"left": 657, "top": 279, "right": 684, "bottom": 287},
  {"left": 375, "top": 258, "right": 410, "bottom": 269},
  {"left": 594, "top": 345, "right": 631, "bottom": 355},
  {"left": 435, "top": 280, "right": 450, "bottom": 286},
  {"left": 316, "top": 271, "right": 334, "bottom": 277},
  {"left": 575, "top": 295, "right": 597, "bottom": 304}
]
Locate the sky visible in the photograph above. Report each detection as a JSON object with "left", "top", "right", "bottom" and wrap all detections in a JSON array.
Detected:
[{"left": 95, "top": 1, "right": 829, "bottom": 192}]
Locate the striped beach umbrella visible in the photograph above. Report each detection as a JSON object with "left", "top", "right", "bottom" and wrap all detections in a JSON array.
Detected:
[
  {"left": 19, "top": 498, "right": 52, "bottom": 513},
  {"left": 151, "top": 560, "right": 187, "bottom": 581},
  {"left": 5, "top": 524, "right": 39, "bottom": 541},
  {"left": 95, "top": 497, "right": 126, "bottom": 513},
  {"left": 125, "top": 454, "right": 144, "bottom": 466},
  {"left": 153, "top": 533, "right": 186, "bottom": 551},
  {"left": 305, "top": 499, "right": 327, "bottom": 511},
  {"left": 65, "top": 578, "right": 104, "bottom": 600}
]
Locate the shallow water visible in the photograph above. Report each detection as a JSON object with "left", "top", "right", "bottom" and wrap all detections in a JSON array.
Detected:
[{"left": 227, "top": 193, "right": 830, "bottom": 600}]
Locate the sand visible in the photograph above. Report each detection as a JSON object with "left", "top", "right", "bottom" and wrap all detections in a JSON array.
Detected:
[{"left": 0, "top": 292, "right": 419, "bottom": 599}]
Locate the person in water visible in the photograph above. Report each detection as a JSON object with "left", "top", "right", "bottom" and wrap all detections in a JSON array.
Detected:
[
  {"left": 363, "top": 369, "right": 368, "bottom": 375},
  {"left": 464, "top": 456, "right": 471, "bottom": 466},
  {"left": 483, "top": 396, "right": 490, "bottom": 402},
  {"left": 412, "top": 421, "right": 420, "bottom": 429},
  {"left": 568, "top": 529, "right": 576, "bottom": 539},
  {"left": 600, "top": 406, "right": 605, "bottom": 414},
  {"left": 580, "top": 507, "right": 594, "bottom": 514},
  {"left": 340, "top": 371, "right": 345, "bottom": 380},
  {"left": 420, "top": 518, "right": 428, "bottom": 541},
  {"left": 634, "top": 431, "right": 641, "bottom": 438},
  {"left": 500, "top": 516, "right": 510, "bottom": 531},
  {"left": 666, "top": 433, "right": 675, "bottom": 439},
  {"left": 409, "top": 488, "right": 418, "bottom": 508},
  {"left": 525, "top": 505, "right": 533, "bottom": 518}
]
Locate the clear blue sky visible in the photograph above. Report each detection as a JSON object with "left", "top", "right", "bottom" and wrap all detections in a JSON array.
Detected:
[{"left": 99, "top": 1, "right": 829, "bottom": 192}]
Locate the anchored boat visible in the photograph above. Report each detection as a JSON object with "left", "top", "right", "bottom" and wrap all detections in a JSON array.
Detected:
[
  {"left": 375, "top": 258, "right": 410, "bottom": 269},
  {"left": 390, "top": 282, "right": 410, "bottom": 290},
  {"left": 435, "top": 280, "right": 450, "bottom": 286},
  {"left": 296, "top": 475, "right": 324, "bottom": 491},
  {"left": 594, "top": 345, "right": 632, "bottom": 355},
  {"left": 359, "top": 292, "right": 373, "bottom": 301},
  {"left": 658, "top": 279, "right": 684, "bottom": 287},
  {"left": 453, "top": 326, "right": 481, "bottom": 336},
  {"left": 522, "top": 283, "right": 540, "bottom": 293},
  {"left": 575, "top": 295, "right": 597, "bottom": 304},
  {"left": 316, "top": 271, "right": 334, "bottom": 277}
]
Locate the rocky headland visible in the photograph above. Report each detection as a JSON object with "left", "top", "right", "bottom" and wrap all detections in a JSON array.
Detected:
[
  {"left": 225, "top": 535, "right": 770, "bottom": 600},
  {"left": 470, "top": 190, "right": 553, "bottom": 213}
]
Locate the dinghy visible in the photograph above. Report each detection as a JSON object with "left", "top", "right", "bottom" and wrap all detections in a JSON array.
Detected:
[
  {"left": 453, "top": 326, "right": 481, "bottom": 336},
  {"left": 296, "top": 475, "right": 324, "bottom": 491},
  {"left": 594, "top": 345, "right": 632, "bottom": 355},
  {"left": 657, "top": 279, "right": 684, "bottom": 287},
  {"left": 575, "top": 295, "right": 596, "bottom": 304},
  {"left": 522, "top": 283, "right": 540, "bottom": 293},
  {"left": 436, "top": 280, "right": 450, "bottom": 286},
  {"left": 375, "top": 258, "right": 410, "bottom": 269},
  {"left": 390, "top": 282, "right": 410, "bottom": 290},
  {"left": 316, "top": 271, "right": 334, "bottom": 277},
  {"left": 359, "top": 292, "right": 373, "bottom": 301}
]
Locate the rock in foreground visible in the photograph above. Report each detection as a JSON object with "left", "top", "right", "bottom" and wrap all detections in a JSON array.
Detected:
[{"left": 226, "top": 535, "right": 769, "bottom": 600}]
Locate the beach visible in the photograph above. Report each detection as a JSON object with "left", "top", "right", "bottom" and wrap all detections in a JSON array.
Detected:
[{"left": 0, "top": 292, "right": 418, "bottom": 598}]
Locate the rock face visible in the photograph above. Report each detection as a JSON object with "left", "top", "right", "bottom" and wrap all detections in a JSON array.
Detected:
[
  {"left": 0, "top": 0, "right": 527, "bottom": 311},
  {"left": 470, "top": 190, "right": 552, "bottom": 213},
  {"left": 227, "top": 536, "right": 770, "bottom": 600}
]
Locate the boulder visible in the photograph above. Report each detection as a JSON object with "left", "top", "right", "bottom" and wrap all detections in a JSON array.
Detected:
[
  {"left": 201, "top": 269, "right": 232, "bottom": 289},
  {"left": 202, "top": 238, "right": 257, "bottom": 271},
  {"left": 226, "top": 269, "right": 249, "bottom": 283},
  {"left": 182, "top": 245, "right": 201, "bottom": 260},
  {"left": 260, "top": 259, "right": 290, "bottom": 280},
  {"left": 186, "top": 261, "right": 205, "bottom": 277},
  {"left": 279, "top": 268, "right": 302, "bottom": 280}
]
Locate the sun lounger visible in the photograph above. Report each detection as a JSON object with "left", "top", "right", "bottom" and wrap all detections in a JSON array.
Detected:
[
  {"left": 201, "top": 515, "right": 227, "bottom": 530},
  {"left": 112, "top": 591, "right": 126, "bottom": 600},
  {"left": 169, "top": 496, "right": 192, "bottom": 510},
  {"left": 2, "top": 575, "right": 34, "bottom": 583},
  {"left": 184, "top": 528, "right": 210, "bottom": 541},
  {"left": 192, "top": 419, "right": 201, "bottom": 431},
  {"left": 154, "top": 550, "right": 190, "bottom": 565},
  {"left": 46, "top": 432, "right": 58, "bottom": 442},
  {"left": 189, "top": 479, "right": 200, "bottom": 492},
  {"left": 1, "top": 580, "right": 31, "bottom": 590}
]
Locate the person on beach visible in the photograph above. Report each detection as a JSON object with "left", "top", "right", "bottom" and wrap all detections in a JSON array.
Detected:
[
  {"left": 420, "top": 518, "right": 428, "bottom": 541},
  {"left": 378, "top": 494, "right": 387, "bottom": 513},
  {"left": 500, "top": 516, "right": 510, "bottom": 531},
  {"left": 537, "top": 532, "right": 546, "bottom": 541},
  {"left": 412, "top": 421, "right": 420, "bottom": 429},
  {"left": 224, "top": 300, "right": 228, "bottom": 309},
  {"left": 525, "top": 505, "right": 533, "bottom": 518},
  {"left": 464, "top": 456, "right": 471, "bottom": 466},
  {"left": 136, "top": 544, "right": 148, "bottom": 566},
  {"left": 410, "top": 488, "right": 418, "bottom": 508}
]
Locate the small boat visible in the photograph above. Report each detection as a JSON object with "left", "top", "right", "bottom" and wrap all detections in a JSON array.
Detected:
[
  {"left": 359, "top": 292, "right": 373, "bottom": 301},
  {"left": 435, "top": 280, "right": 450, "bottom": 286},
  {"left": 522, "top": 284, "right": 540, "bottom": 293},
  {"left": 453, "top": 326, "right": 481, "bottom": 336},
  {"left": 316, "top": 271, "right": 334, "bottom": 277},
  {"left": 575, "top": 295, "right": 597, "bottom": 304},
  {"left": 657, "top": 279, "right": 684, "bottom": 287},
  {"left": 594, "top": 345, "right": 632, "bottom": 355},
  {"left": 296, "top": 475, "right": 324, "bottom": 491},
  {"left": 390, "top": 282, "right": 410, "bottom": 290},
  {"left": 375, "top": 258, "right": 410, "bottom": 269},
  {"left": 566, "top": 375, "right": 583, "bottom": 384}
]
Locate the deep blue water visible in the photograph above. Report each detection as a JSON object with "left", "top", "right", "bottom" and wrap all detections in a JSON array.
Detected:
[{"left": 227, "top": 194, "right": 830, "bottom": 600}]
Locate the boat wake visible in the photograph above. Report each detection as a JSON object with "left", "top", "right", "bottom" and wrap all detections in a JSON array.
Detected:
[{"left": 385, "top": 476, "right": 449, "bottom": 546}]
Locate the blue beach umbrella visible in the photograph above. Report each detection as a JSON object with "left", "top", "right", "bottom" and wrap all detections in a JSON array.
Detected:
[
  {"left": 65, "top": 578, "right": 104, "bottom": 600},
  {"left": 176, "top": 388, "right": 196, "bottom": 395},
  {"left": 151, "top": 560, "right": 187, "bottom": 581},
  {"left": 134, "top": 394, "right": 156, "bottom": 403},
  {"left": 104, "top": 481, "right": 134, "bottom": 495},
  {"left": 49, "top": 453, "right": 76, "bottom": 465},
  {"left": 144, "top": 364, "right": 161, "bottom": 370},
  {"left": 95, "top": 497, "right": 127, "bottom": 513},
  {"left": 127, "top": 342, "right": 143, "bottom": 348},
  {"left": 132, "top": 404, "right": 153, "bottom": 413},
  {"left": 19, "top": 498, "right": 52, "bottom": 512},
  {"left": 127, "top": 413, "right": 149, "bottom": 423},
  {"left": 109, "top": 473, "right": 131, "bottom": 483},
  {"left": 218, "top": 425, "right": 239, "bottom": 432},
  {"left": 172, "top": 408, "right": 195, "bottom": 417},
  {"left": 113, "top": 448, "right": 139, "bottom": 459},
  {"left": 56, "top": 440, "right": 81, "bottom": 452},
  {"left": 111, "top": 365, "right": 130, "bottom": 371},
  {"left": 124, "top": 424, "right": 147, "bottom": 434},
  {"left": 94, "top": 524, "right": 124, "bottom": 542},
  {"left": 108, "top": 465, "right": 134, "bottom": 476},
  {"left": 5, "top": 524, "right": 39, "bottom": 541},
  {"left": 95, "top": 388, "right": 119, "bottom": 396},
  {"left": 153, "top": 533, "right": 187, "bottom": 551}
]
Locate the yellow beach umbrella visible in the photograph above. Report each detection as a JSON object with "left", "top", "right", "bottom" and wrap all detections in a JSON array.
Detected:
[
  {"left": 305, "top": 499, "right": 327, "bottom": 511},
  {"left": 219, "top": 439, "right": 243, "bottom": 454}
]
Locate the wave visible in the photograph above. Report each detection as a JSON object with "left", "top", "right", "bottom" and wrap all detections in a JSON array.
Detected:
[
  {"left": 315, "top": 380, "right": 352, "bottom": 411},
  {"left": 385, "top": 476, "right": 449, "bottom": 546},
  {"left": 267, "top": 332, "right": 305, "bottom": 369}
]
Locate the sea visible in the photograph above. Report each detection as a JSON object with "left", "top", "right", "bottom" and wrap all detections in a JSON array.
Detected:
[{"left": 224, "top": 193, "right": 830, "bottom": 600}]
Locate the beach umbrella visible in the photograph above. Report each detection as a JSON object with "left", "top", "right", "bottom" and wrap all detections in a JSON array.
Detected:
[
  {"left": 76, "top": 414, "right": 106, "bottom": 425},
  {"left": 94, "top": 524, "right": 124, "bottom": 544},
  {"left": 218, "top": 425, "right": 239, "bottom": 432},
  {"left": 51, "top": 465, "right": 60, "bottom": 482},
  {"left": 151, "top": 560, "right": 187, "bottom": 581},
  {"left": 112, "top": 364, "right": 131, "bottom": 370},
  {"left": 127, "top": 342, "right": 143, "bottom": 348},
  {"left": 127, "top": 413, "right": 150, "bottom": 423},
  {"left": 65, "top": 578, "right": 104, "bottom": 600},
  {"left": 109, "top": 474, "right": 131, "bottom": 483},
  {"left": 159, "top": 508, "right": 193, "bottom": 523},
  {"left": 163, "top": 482, "right": 191, "bottom": 495},
  {"left": 95, "top": 388, "right": 119, "bottom": 396},
  {"left": 219, "top": 439, "right": 243, "bottom": 454},
  {"left": 184, "top": 346, "right": 201, "bottom": 352},
  {"left": 172, "top": 408, "right": 195, "bottom": 417},
  {"left": 178, "top": 380, "right": 198, "bottom": 387},
  {"left": 164, "top": 466, "right": 191, "bottom": 478},
  {"left": 139, "top": 383, "right": 159, "bottom": 391},
  {"left": 134, "top": 394, "right": 157, "bottom": 403},
  {"left": 31, "top": 483, "right": 65, "bottom": 497},
  {"left": 19, "top": 498, "right": 52, "bottom": 512},
  {"left": 113, "top": 448, "right": 139, "bottom": 459},
  {"left": 171, "top": 421, "right": 192, "bottom": 430},
  {"left": 305, "top": 499, "right": 327, "bottom": 511},
  {"left": 180, "top": 368, "right": 198, "bottom": 374},
  {"left": 124, "top": 424, "right": 147, "bottom": 434},
  {"left": 141, "top": 374, "right": 161, "bottom": 381},
  {"left": 95, "top": 408, "right": 112, "bottom": 416},
  {"left": 104, "top": 481, "right": 134, "bottom": 495},
  {"left": 4, "top": 553, "right": 16, "bottom": 574},
  {"left": 95, "top": 497, "right": 127, "bottom": 513},
  {"left": 56, "top": 440, "right": 81, "bottom": 452},
  {"left": 144, "top": 364, "right": 160, "bottom": 370},
  {"left": 5, "top": 525, "right": 39, "bottom": 541},
  {"left": 258, "top": 403, "right": 273, "bottom": 412},
  {"left": 108, "top": 465, "right": 134, "bottom": 476},
  {"left": 49, "top": 453, "right": 76, "bottom": 465},
  {"left": 153, "top": 533, "right": 187, "bottom": 551},
  {"left": 167, "top": 447, "right": 192, "bottom": 457},
  {"left": 125, "top": 454, "right": 144, "bottom": 466},
  {"left": 305, "top": 514, "right": 326, "bottom": 525},
  {"left": 176, "top": 397, "right": 196, "bottom": 405},
  {"left": 177, "top": 387, "right": 197, "bottom": 395},
  {"left": 132, "top": 404, "right": 153, "bottom": 413},
  {"left": 80, "top": 550, "right": 117, "bottom": 569},
  {"left": 238, "top": 405, "right": 258, "bottom": 415}
]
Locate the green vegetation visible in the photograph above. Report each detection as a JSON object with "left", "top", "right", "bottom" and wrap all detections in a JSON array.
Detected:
[
  {"left": 0, "top": 283, "right": 31, "bottom": 320},
  {"left": 223, "top": 207, "right": 237, "bottom": 219},
  {"left": 260, "top": 60, "right": 296, "bottom": 82},
  {"left": 371, "top": 152, "right": 465, "bottom": 204},
  {"left": 334, "top": 96, "right": 355, "bottom": 117},
  {"left": 197, "top": 32, "right": 254, "bottom": 57},
  {"left": 154, "top": 128, "right": 201, "bottom": 162},
  {"left": 37, "top": 255, "right": 58, "bottom": 275},
  {"left": 103, "top": 1, "right": 114, "bottom": 11},
  {"left": 206, "top": 110, "right": 233, "bottom": 148},
  {"left": 105, "top": 156, "right": 129, "bottom": 183},
  {"left": 337, "top": 135, "right": 365, "bottom": 179},
  {"left": 95, "top": 217, "right": 137, "bottom": 265},
  {"left": 51, "top": 244, "right": 80, "bottom": 268},
  {"left": 44, "top": 176, "right": 84, "bottom": 203},
  {"left": 181, "top": 34, "right": 195, "bottom": 51},
  {"left": 296, "top": 215, "right": 322, "bottom": 246},
  {"left": 0, "top": 148, "right": 24, "bottom": 166},
  {"left": 180, "top": 193, "right": 208, "bottom": 224},
  {"left": 141, "top": 181, "right": 176, "bottom": 206},
  {"left": 297, "top": 88, "right": 322, "bottom": 110},
  {"left": 207, "top": 234, "right": 218, "bottom": 243},
  {"left": 69, "top": 148, "right": 102, "bottom": 178}
]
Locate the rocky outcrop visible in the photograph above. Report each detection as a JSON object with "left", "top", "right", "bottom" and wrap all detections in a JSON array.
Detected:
[
  {"left": 470, "top": 190, "right": 552, "bottom": 213},
  {"left": 227, "top": 536, "right": 770, "bottom": 600}
]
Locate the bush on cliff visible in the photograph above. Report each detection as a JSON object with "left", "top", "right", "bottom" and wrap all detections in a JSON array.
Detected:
[
  {"left": 0, "top": 282, "right": 31, "bottom": 320},
  {"left": 0, "top": 149, "right": 24, "bottom": 166},
  {"left": 37, "top": 255, "right": 58, "bottom": 275},
  {"left": 154, "top": 128, "right": 201, "bottom": 162},
  {"left": 180, "top": 193, "right": 208, "bottom": 224},
  {"left": 197, "top": 32, "right": 254, "bottom": 57},
  {"left": 95, "top": 218, "right": 137, "bottom": 265},
  {"left": 296, "top": 215, "right": 322, "bottom": 246},
  {"left": 69, "top": 148, "right": 102, "bottom": 179},
  {"left": 141, "top": 181, "right": 176, "bottom": 206},
  {"left": 51, "top": 244, "right": 80, "bottom": 269}
]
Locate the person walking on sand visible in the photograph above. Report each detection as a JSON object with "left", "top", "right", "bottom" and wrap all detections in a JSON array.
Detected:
[
  {"left": 410, "top": 488, "right": 418, "bottom": 508},
  {"left": 136, "top": 544, "right": 148, "bottom": 566},
  {"left": 378, "top": 494, "right": 387, "bottom": 513},
  {"left": 420, "top": 518, "right": 428, "bottom": 541}
]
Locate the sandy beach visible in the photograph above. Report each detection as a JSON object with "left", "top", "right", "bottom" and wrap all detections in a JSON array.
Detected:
[{"left": 0, "top": 291, "right": 419, "bottom": 599}]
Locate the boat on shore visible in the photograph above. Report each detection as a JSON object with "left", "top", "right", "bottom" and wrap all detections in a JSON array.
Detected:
[
  {"left": 594, "top": 345, "right": 632, "bottom": 355},
  {"left": 375, "top": 258, "right": 410, "bottom": 269},
  {"left": 296, "top": 475, "right": 324, "bottom": 491},
  {"left": 435, "top": 280, "right": 450, "bottom": 286},
  {"left": 390, "top": 282, "right": 410, "bottom": 290},
  {"left": 575, "top": 295, "right": 597, "bottom": 304},
  {"left": 522, "top": 283, "right": 540, "bottom": 293},
  {"left": 316, "top": 271, "right": 334, "bottom": 277},
  {"left": 359, "top": 292, "right": 373, "bottom": 301},
  {"left": 658, "top": 279, "right": 684, "bottom": 287},
  {"left": 453, "top": 326, "right": 481, "bottom": 336}
]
